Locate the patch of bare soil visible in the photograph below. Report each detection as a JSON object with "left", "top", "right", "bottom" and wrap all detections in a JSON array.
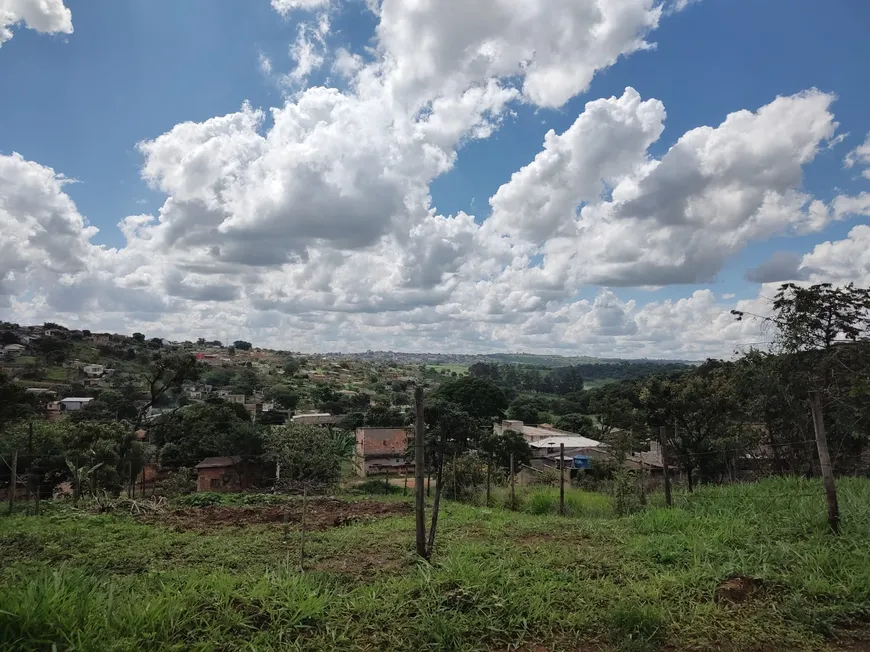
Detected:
[
  {"left": 141, "top": 498, "right": 412, "bottom": 532},
  {"left": 714, "top": 575, "right": 760, "bottom": 604},
  {"left": 311, "top": 548, "right": 411, "bottom": 577}
]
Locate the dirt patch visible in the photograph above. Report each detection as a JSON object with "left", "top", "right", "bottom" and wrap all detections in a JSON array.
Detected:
[
  {"left": 311, "top": 547, "right": 411, "bottom": 577},
  {"left": 140, "top": 498, "right": 412, "bottom": 532},
  {"left": 715, "top": 575, "right": 760, "bottom": 604}
]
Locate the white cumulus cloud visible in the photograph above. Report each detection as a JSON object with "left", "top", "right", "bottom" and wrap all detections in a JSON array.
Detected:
[{"left": 0, "top": 0, "right": 72, "bottom": 46}]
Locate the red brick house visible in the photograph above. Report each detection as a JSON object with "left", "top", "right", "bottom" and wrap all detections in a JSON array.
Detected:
[
  {"left": 354, "top": 427, "right": 411, "bottom": 477},
  {"left": 195, "top": 456, "right": 252, "bottom": 492}
]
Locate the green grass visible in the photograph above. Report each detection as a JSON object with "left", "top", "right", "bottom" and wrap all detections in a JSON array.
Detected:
[
  {"left": 2, "top": 478, "right": 870, "bottom": 651},
  {"left": 427, "top": 363, "right": 468, "bottom": 374}
]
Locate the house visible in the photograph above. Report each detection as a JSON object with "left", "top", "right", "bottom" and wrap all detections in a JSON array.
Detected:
[
  {"left": 195, "top": 456, "right": 253, "bottom": 492},
  {"left": 25, "top": 388, "right": 55, "bottom": 396},
  {"left": 2, "top": 343, "right": 26, "bottom": 357},
  {"left": 224, "top": 394, "right": 246, "bottom": 404},
  {"left": 354, "top": 427, "right": 410, "bottom": 477},
  {"left": 60, "top": 397, "right": 94, "bottom": 411},
  {"left": 82, "top": 364, "right": 105, "bottom": 377},
  {"left": 291, "top": 412, "right": 339, "bottom": 426}
]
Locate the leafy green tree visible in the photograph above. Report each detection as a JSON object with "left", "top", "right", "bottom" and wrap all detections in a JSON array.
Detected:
[
  {"left": 432, "top": 376, "right": 508, "bottom": 420},
  {"left": 505, "top": 396, "right": 550, "bottom": 424},
  {"left": 479, "top": 428, "right": 531, "bottom": 472},
  {"left": 233, "top": 340, "right": 253, "bottom": 351},
  {"left": 553, "top": 413, "right": 596, "bottom": 436},
  {"left": 266, "top": 384, "right": 299, "bottom": 410},
  {"left": 150, "top": 402, "right": 261, "bottom": 467},
  {"left": 0, "top": 372, "right": 36, "bottom": 430},
  {"left": 263, "top": 424, "right": 353, "bottom": 491},
  {"left": 131, "top": 332, "right": 145, "bottom": 343}
]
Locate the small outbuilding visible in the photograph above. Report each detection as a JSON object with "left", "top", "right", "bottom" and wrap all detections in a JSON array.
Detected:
[{"left": 195, "top": 456, "right": 252, "bottom": 492}]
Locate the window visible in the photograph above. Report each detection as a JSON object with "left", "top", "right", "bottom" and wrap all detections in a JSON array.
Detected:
[{"left": 210, "top": 478, "right": 221, "bottom": 489}]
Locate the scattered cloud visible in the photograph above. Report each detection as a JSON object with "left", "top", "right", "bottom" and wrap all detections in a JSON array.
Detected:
[
  {"left": 845, "top": 132, "right": 870, "bottom": 179},
  {"left": 0, "top": 0, "right": 72, "bottom": 46}
]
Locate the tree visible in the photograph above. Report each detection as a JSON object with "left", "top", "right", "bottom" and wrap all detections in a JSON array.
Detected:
[
  {"left": 0, "top": 330, "right": 21, "bottom": 345},
  {"left": 550, "top": 365, "right": 584, "bottom": 395},
  {"left": 480, "top": 428, "right": 531, "bottom": 472},
  {"left": 364, "top": 405, "right": 407, "bottom": 427},
  {"left": 734, "top": 283, "right": 870, "bottom": 532},
  {"left": 554, "top": 413, "right": 596, "bottom": 436},
  {"left": 148, "top": 337, "right": 164, "bottom": 349},
  {"left": 266, "top": 384, "right": 299, "bottom": 410},
  {"left": 0, "top": 372, "right": 36, "bottom": 431},
  {"left": 432, "top": 376, "right": 508, "bottom": 420},
  {"left": 132, "top": 332, "right": 145, "bottom": 343},
  {"left": 263, "top": 424, "right": 353, "bottom": 491},
  {"left": 150, "top": 402, "right": 260, "bottom": 467},
  {"left": 133, "top": 352, "right": 200, "bottom": 432},
  {"left": 505, "top": 396, "right": 550, "bottom": 424},
  {"left": 233, "top": 340, "right": 253, "bottom": 351}
]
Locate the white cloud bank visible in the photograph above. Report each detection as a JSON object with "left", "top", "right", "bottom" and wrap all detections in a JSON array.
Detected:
[
  {"left": 0, "top": 0, "right": 71, "bottom": 46},
  {"left": 2, "top": 0, "right": 869, "bottom": 358}
]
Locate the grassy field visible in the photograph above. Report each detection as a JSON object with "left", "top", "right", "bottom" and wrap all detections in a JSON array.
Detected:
[
  {"left": 427, "top": 363, "right": 469, "bottom": 375},
  {"left": 2, "top": 478, "right": 870, "bottom": 651}
]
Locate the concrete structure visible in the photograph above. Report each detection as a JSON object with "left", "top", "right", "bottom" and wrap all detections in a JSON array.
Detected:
[
  {"left": 291, "top": 412, "right": 340, "bottom": 426},
  {"left": 194, "top": 456, "right": 251, "bottom": 492},
  {"left": 60, "top": 397, "right": 94, "bottom": 411},
  {"left": 354, "top": 427, "right": 410, "bottom": 477},
  {"left": 82, "top": 364, "right": 105, "bottom": 377},
  {"left": 1, "top": 343, "right": 26, "bottom": 357},
  {"left": 224, "top": 394, "right": 246, "bottom": 404}
]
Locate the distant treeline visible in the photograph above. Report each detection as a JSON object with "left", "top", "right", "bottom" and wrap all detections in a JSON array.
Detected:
[{"left": 468, "top": 360, "right": 690, "bottom": 394}]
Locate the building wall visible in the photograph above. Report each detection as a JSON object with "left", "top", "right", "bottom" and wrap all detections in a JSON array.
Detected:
[
  {"left": 354, "top": 427, "right": 410, "bottom": 477},
  {"left": 196, "top": 466, "right": 246, "bottom": 492}
]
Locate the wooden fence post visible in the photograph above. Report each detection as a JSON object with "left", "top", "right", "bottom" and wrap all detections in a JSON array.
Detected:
[
  {"left": 414, "top": 386, "right": 427, "bottom": 558},
  {"left": 8, "top": 452, "right": 18, "bottom": 514},
  {"left": 660, "top": 426, "right": 672, "bottom": 507},
  {"left": 559, "top": 443, "right": 565, "bottom": 516},
  {"left": 509, "top": 452, "right": 515, "bottom": 510},
  {"left": 485, "top": 455, "right": 491, "bottom": 507},
  {"left": 810, "top": 391, "right": 839, "bottom": 533},
  {"left": 299, "top": 487, "right": 308, "bottom": 570}
]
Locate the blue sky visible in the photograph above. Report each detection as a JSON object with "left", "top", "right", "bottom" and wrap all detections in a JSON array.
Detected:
[{"left": 1, "top": 0, "right": 869, "bottom": 357}]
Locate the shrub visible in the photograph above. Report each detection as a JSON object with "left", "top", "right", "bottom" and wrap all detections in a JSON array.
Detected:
[{"left": 354, "top": 479, "right": 401, "bottom": 495}]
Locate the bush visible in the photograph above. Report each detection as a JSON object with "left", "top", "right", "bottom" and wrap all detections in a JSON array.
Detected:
[
  {"left": 156, "top": 467, "right": 196, "bottom": 496},
  {"left": 443, "top": 451, "right": 489, "bottom": 501},
  {"left": 354, "top": 479, "right": 401, "bottom": 495},
  {"left": 608, "top": 602, "right": 665, "bottom": 652}
]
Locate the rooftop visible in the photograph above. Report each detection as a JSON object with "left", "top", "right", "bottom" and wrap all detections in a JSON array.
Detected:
[
  {"left": 529, "top": 435, "right": 605, "bottom": 449},
  {"left": 195, "top": 456, "right": 243, "bottom": 469}
]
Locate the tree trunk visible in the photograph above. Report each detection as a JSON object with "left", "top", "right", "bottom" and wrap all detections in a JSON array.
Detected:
[
  {"left": 426, "top": 433, "right": 446, "bottom": 559},
  {"left": 559, "top": 443, "right": 565, "bottom": 516},
  {"left": 810, "top": 391, "right": 839, "bottom": 533},
  {"left": 685, "top": 464, "right": 694, "bottom": 493},
  {"left": 414, "top": 387, "right": 427, "bottom": 558}
]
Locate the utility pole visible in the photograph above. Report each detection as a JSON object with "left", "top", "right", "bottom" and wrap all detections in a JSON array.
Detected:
[
  {"left": 810, "top": 391, "right": 839, "bottom": 533},
  {"left": 414, "top": 386, "right": 426, "bottom": 558},
  {"left": 559, "top": 443, "right": 565, "bottom": 516},
  {"left": 661, "top": 425, "right": 672, "bottom": 507}
]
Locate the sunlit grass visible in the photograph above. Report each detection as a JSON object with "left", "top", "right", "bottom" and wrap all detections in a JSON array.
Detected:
[{"left": 2, "top": 478, "right": 870, "bottom": 650}]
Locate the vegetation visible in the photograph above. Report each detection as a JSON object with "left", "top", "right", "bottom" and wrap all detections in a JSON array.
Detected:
[{"left": 2, "top": 478, "right": 870, "bottom": 651}]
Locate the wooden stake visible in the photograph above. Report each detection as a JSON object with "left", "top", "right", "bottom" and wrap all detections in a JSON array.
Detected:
[
  {"left": 660, "top": 426, "right": 672, "bottom": 507},
  {"left": 509, "top": 452, "right": 516, "bottom": 510},
  {"left": 485, "top": 455, "right": 491, "bottom": 507},
  {"left": 414, "top": 386, "right": 427, "bottom": 558},
  {"left": 452, "top": 452, "right": 457, "bottom": 500},
  {"left": 810, "top": 391, "right": 839, "bottom": 533},
  {"left": 8, "top": 452, "right": 17, "bottom": 514},
  {"left": 299, "top": 487, "right": 308, "bottom": 570},
  {"left": 559, "top": 443, "right": 565, "bottom": 516}
]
